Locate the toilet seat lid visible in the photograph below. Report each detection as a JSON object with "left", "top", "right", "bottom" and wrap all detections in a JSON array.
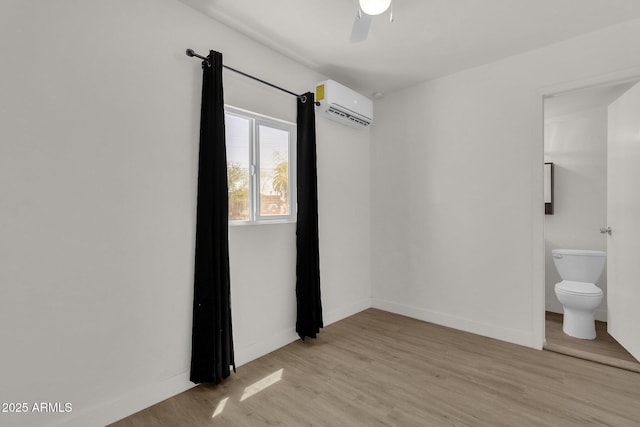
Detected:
[{"left": 556, "top": 280, "right": 603, "bottom": 296}]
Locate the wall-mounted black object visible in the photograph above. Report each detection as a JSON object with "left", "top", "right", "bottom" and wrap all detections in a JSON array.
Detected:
[{"left": 545, "top": 162, "right": 554, "bottom": 215}]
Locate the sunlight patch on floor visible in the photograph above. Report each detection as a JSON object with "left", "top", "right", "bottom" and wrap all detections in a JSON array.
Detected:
[
  {"left": 240, "top": 368, "right": 284, "bottom": 402},
  {"left": 211, "top": 397, "right": 229, "bottom": 418}
]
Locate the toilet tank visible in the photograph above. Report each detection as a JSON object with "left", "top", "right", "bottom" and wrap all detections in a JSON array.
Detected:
[{"left": 551, "top": 249, "right": 606, "bottom": 283}]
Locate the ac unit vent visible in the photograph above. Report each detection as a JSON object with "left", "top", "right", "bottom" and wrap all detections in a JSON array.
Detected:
[
  {"left": 315, "top": 80, "right": 373, "bottom": 129},
  {"left": 327, "top": 105, "right": 348, "bottom": 119}
]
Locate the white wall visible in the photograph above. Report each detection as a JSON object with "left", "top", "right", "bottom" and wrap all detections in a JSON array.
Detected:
[
  {"left": 371, "top": 18, "right": 640, "bottom": 349},
  {"left": 0, "top": 1, "right": 370, "bottom": 426},
  {"left": 544, "top": 108, "right": 608, "bottom": 321}
]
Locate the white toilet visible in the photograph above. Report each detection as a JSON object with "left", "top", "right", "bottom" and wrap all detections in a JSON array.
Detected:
[{"left": 552, "top": 249, "right": 606, "bottom": 340}]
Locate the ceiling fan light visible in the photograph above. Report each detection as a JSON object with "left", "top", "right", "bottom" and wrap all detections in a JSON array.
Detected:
[{"left": 359, "top": 0, "right": 391, "bottom": 16}]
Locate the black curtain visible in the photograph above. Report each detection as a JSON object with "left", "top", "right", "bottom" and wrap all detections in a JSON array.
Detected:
[
  {"left": 190, "top": 51, "right": 235, "bottom": 384},
  {"left": 296, "top": 92, "right": 323, "bottom": 340}
]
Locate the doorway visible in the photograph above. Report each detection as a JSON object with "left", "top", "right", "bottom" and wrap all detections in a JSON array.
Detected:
[{"left": 542, "top": 79, "right": 640, "bottom": 372}]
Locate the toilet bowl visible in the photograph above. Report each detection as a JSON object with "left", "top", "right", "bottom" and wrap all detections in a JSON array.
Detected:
[
  {"left": 555, "top": 281, "right": 603, "bottom": 339},
  {"left": 552, "top": 249, "right": 606, "bottom": 340}
]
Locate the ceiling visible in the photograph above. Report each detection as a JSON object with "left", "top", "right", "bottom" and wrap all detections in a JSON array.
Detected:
[{"left": 178, "top": 0, "right": 640, "bottom": 97}]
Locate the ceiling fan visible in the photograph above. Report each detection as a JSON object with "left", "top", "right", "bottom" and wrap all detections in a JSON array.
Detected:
[{"left": 350, "top": 0, "right": 394, "bottom": 43}]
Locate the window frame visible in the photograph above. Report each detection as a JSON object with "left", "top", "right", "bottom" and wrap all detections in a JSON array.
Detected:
[{"left": 225, "top": 105, "right": 297, "bottom": 225}]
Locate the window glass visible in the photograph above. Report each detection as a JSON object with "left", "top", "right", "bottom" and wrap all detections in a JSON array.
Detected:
[
  {"left": 224, "top": 107, "right": 295, "bottom": 224},
  {"left": 258, "top": 125, "right": 290, "bottom": 217},
  {"left": 225, "top": 114, "right": 251, "bottom": 221}
]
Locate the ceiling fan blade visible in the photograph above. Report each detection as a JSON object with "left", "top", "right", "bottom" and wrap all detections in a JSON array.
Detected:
[{"left": 350, "top": 11, "right": 372, "bottom": 43}]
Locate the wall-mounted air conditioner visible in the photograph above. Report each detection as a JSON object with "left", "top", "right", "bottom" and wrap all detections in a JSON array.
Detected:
[{"left": 315, "top": 80, "right": 373, "bottom": 128}]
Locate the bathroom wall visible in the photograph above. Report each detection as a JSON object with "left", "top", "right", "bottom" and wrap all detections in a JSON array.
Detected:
[
  {"left": 0, "top": 1, "right": 371, "bottom": 426},
  {"left": 544, "top": 108, "right": 608, "bottom": 321},
  {"left": 371, "top": 18, "right": 640, "bottom": 349}
]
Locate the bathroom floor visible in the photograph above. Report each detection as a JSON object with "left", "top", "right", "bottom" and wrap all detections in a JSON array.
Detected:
[{"left": 544, "top": 311, "right": 640, "bottom": 372}]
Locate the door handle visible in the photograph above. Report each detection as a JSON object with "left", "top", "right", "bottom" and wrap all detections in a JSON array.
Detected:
[{"left": 600, "top": 226, "right": 612, "bottom": 235}]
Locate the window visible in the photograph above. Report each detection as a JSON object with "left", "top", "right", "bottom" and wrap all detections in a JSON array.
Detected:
[{"left": 225, "top": 106, "right": 296, "bottom": 224}]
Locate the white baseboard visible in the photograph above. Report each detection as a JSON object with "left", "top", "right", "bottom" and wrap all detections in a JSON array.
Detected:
[
  {"left": 235, "top": 327, "right": 299, "bottom": 367},
  {"left": 234, "top": 297, "right": 372, "bottom": 367},
  {"left": 61, "top": 298, "right": 373, "bottom": 427},
  {"left": 53, "top": 371, "right": 195, "bottom": 427},
  {"left": 545, "top": 299, "right": 564, "bottom": 315},
  {"left": 371, "top": 298, "right": 534, "bottom": 348},
  {"left": 595, "top": 307, "right": 607, "bottom": 322},
  {"left": 324, "top": 298, "right": 372, "bottom": 326}
]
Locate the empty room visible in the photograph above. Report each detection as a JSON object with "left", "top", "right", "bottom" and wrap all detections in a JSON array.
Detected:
[{"left": 2, "top": 0, "right": 640, "bottom": 426}]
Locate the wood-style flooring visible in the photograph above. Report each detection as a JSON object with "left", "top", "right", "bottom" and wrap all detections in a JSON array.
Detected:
[
  {"left": 111, "top": 309, "right": 640, "bottom": 426},
  {"left": 545, "top": 311, "right": 640, "bottom": 373}
]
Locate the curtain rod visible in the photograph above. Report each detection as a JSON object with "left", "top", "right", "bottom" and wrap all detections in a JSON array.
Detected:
[{"left": 186, "top": 49, "right": 319, "bottom": 105}]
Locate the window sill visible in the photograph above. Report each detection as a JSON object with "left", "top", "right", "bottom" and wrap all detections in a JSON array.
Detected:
[{"left": 229, "top": 218, "right": 296, "bottom": 227}]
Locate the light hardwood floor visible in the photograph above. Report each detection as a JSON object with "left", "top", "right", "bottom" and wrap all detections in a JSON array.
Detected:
[
  {"left": 111, "top": 309, "right": 640, "bottom": 426},
  {"left": 545, "top": 311, "right": 640, "bottom": 373}
]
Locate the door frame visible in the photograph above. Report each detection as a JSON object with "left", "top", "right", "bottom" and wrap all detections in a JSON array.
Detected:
[{"left": 534, "top": 68, "right": 640, "bottom": 350}]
